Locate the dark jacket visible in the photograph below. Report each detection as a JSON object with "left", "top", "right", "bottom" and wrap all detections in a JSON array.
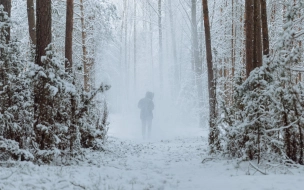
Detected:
[{"left": 138, "top": 92, "right": 154, "bottom": 120}]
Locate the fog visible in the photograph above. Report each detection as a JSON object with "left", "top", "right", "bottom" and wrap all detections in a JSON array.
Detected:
[{"left": 93, "top": 0, "right": 212, "bottom": 140}]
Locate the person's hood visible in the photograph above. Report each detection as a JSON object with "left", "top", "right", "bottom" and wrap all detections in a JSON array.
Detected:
[{"left": 145, "top": 91, "right": 154, "bottom": 100}]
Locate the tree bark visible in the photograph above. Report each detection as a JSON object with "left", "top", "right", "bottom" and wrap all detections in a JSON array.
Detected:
[
  {"left": 0, "top": 0, "right": 11, "bottom": 43},
  {"left": 246, "top": 0, "right": 263, "bottom": 77},
  {"left": 168, "top": 0, "right": 179, "bottom": 93},
  {"left": 27, "top": 0, "right": 36, "bottom": 45},
  {"left": 202, "top": 0, "right": 217, "bottom": 150},
  {"left": 260, "top": 0, "right": 269, "bottom": 56},
  {"left": 134, "top": 0, "right": 137, "bottom": 90},
  {"left": 34, "top": 0, "right": 52, "bottom": 150},
  {"left": 35, "top": 0, "right": 51, "bottom": 67},
  {"left": 149, "top": 2, "right": 154, "bottom": 90},
  {"left": 80, "top": 0, "right": 89, "bottom": 92},
  {"left": 253, "top": 0, "right": 262, "bottom": 68},
  {"left": 65, "top": 0, "right": 76, "bottom": 152},
  {"left": 65, "top": 0, "right": 73, "bottom": 72},
  {"left": 231, "top": 0, "right": 235, "bottom": 78},
  {"left": 245, "top": 0, "right": 254, "bottom": 78},
  {"left": 124, "top": 0, "right": 129, "bottom": 101},
  {"left": 191, "top": 0, "right": 204, "bottom": 127},
  {"left": 158, "top": 0, "right": 163, "bottom": 90}
]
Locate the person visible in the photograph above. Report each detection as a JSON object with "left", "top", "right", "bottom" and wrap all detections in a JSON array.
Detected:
[{"left": 138, "top": 91, "right": 154, "bottom": 139}]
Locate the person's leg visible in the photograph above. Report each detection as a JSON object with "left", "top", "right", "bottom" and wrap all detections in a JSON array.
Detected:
[
  {"left": 147, "top": 119, "right": 152, "bottom": 138},
  {"left": 141, "top": 119, "right": 146, "bottom": 139}
]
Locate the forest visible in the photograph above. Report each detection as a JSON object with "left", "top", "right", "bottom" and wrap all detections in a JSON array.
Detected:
[{"left": 0, "top": 0, "right": 304, "bottom": 189}]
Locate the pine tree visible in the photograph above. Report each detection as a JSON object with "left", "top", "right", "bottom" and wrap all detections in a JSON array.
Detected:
[
  {"left": 221, "top": 1, "right": 304, "bottom": 164},
  {"left": 0, "top": 6, "right": 33, "bottom": 161}
]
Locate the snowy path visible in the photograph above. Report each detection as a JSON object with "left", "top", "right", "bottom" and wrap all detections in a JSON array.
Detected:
[{"left": 0, "top": 114, "right": 304, "bottom": 190}]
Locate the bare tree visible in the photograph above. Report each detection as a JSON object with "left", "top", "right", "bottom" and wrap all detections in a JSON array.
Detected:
[
  {"left": 231, "top": 0, "right": 235, "bottom": 80},
  {"left": 245, "top": 0, "right": 254, "bottom": 78},
  {"left": 246, "top": 0, "right": 263, "bottom": 77},
  {"left": 65, "top": 0, "right": 76, "bottom": 152},
  {"left": 65, "top": 0, "right": 73, "bottom": 72},
  {"left": 123, "top": 0, "right": 130, "bottom": 103},
  {"left": 27, "top": 0, "right": 36, "bottom": 45},
  {"left": 134, "top": 0, "right": 137, "bottom": 89},
  {"left": 35, "top": 0, "right": 51, "bottom": 67},
  {"left": 191, "top": 0, "right": 204, "bottom": 127},
  {"left": 168, "top": 0, "right": 179, "bottom": 93},
  {"left": 253, "top": 0, "right": 262, "bottom": 68},
  {"left": 80, "top": 0, "right": 90, "bottom": 92},
  {"left": 202, "top": 0, "right": 218, "bottom": 150},
  {"left": 149, "top": 0, "right": 154, "bottom": 90},
  {"left": 260, "top": 0, "right": 269, "bottom": 56},
  {"left": 158, "top": 0, "right": 163, "bottom": 90}
]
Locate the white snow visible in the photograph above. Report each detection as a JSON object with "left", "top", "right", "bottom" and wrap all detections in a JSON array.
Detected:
[{"left": 0, "top": 113, "right": 304, "bottom": 190}]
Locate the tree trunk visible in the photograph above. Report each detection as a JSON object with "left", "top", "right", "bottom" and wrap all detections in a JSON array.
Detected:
[
  {"left": 27, "top": 0, "right": 36, "bottom": 45},
  {"left": 65, "top": 0, "right": 76, "bottom": 152},
  {"left": 202, "top": 0, "right": 217, "bottom": 150},
  {"left": 199, "top": 2, "right": 204, "bottom": 71},
  {"left": 65, "top": 0, "right": 75, "bottom": 112},
  {"left": 34, "top": 0, "right": 52, "bottom": 150},
  {"left": 230, "top": 0, "right": 236, "bottom": 105},
  {"left": 168, "top": 0, "right": 179, "bottom": 94},
  {"left": 35, "top": 0, "right": 51, "bottom": 67},
  {"left": 149, "top": 2, "right": 154, "bottom": 90},
  {"left": 191, "top": 0, "right": 204, "bottom": 127},
  {"left": 0, "top": 0, "right": 11, "bottom": 43},
  {"left": 118, "top": 0, "right": 125, "bottom": 111},
  {"left": 80, "top": 0, "right": 89, "bottom": 92},
  {"left": 231, "top": 0, "right": 235, "bottom": 79},
  {"left": 158, "top": 0, "right": 163, "bottom": 91},
  {"left": 253, "top": 0, "right": 262, "bottom": 68},
  {"left": 134, "top": 0, "right": 137, "bottom": 90},
  {"left": 65, "top": 0, "right": 73, "bottom": 72},
  {"left": 245, "top": 0, "right": 254, "bottom": 78},
  {"left": 246, "top": 0, "right": 263, "bottom": 77},
  {"left": 124, "top": 0, "right": 129, "bottom": 104},
  {"left": 260, "top": 0, "right": 269, "bottom": 56}
]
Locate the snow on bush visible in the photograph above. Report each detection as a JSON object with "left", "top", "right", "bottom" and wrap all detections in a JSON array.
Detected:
[{"left": 216, "top": 1, "right": 304, "bottom": 165}]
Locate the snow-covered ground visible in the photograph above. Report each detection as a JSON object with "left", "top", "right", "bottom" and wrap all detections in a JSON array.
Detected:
[{"left": 0, "top": 113, "right": 303, "bottom": 190}]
